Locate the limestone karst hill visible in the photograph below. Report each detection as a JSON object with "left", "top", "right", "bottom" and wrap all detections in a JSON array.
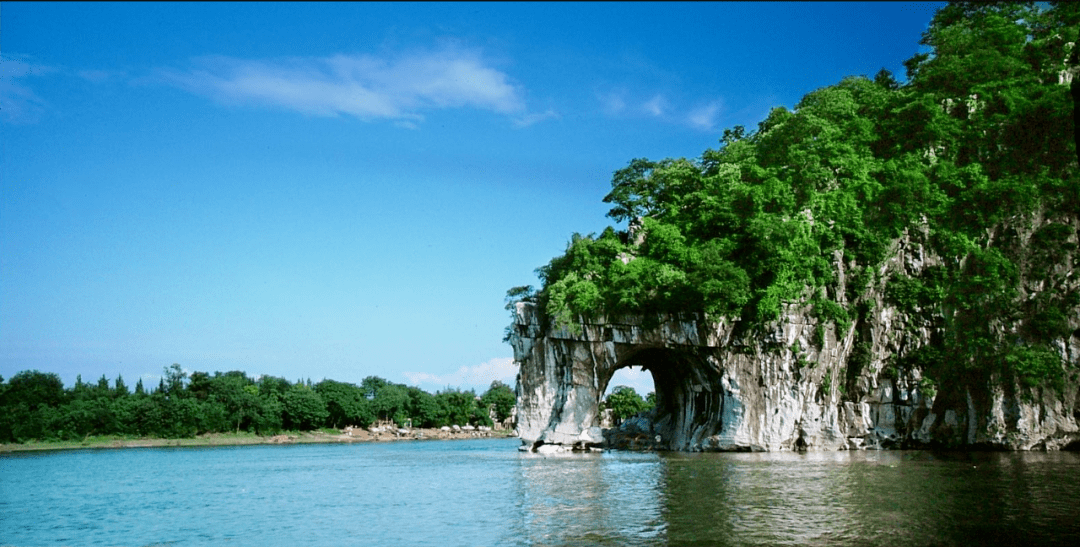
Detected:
[{"left": 507, "top": 3, "right": 1080, "bottom": 452}]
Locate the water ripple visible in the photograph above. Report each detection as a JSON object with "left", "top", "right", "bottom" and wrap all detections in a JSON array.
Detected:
[{"left": 2, "top": 443, "right": 1079, "bottom": 546}]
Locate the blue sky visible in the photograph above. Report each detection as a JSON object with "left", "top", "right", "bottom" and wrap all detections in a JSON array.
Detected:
[{"left": 1, "top": 1, "right": 945, "bottom": 394}]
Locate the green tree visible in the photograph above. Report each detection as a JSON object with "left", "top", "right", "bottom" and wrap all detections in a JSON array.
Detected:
[
  {"left": 435, "top": 389, "right": 480, "bottom": 427},
  {"left": 114, "top": 375, "right": 129, "bottom": 398},
  {"left": 480, "top": 381, "right": 516, "bottom": 423},
  {"left": 372, "top": 383, "right": 409, "bottom": 426},
  {"left": 405, "top": 387, "right": 440, "bottom": 428},
  {"left": 0, "top": 371, "right": 67, "bottom": 442},
  {"left": 130, "top": 395, "right": 164, "bottom": 437},
  {"left": 163, "top": 364, "right": 188, "bottom": 396},
  {"left": 605, "top": 386, "right": 650, "bottom": 423},
  {"left": 208, "top": 372, "right": 261, "bottom": 433},
  {"left": 282, "top": 384, "right": 328, "bottom": 430},
  {"left": 315, "top": 380, "right": 373, "bottom": 428},
  {"left": 360, "top": 376, "right": 388, "bottom": 400},
  {"left": 4, "top": 370, "right": 66, "bottom": 410},
  {"left": 252, "top": 393, "right": 284, "bottom": 435},
  {"left": 258, "top": 375, "right": 292, "bottom": 400}
]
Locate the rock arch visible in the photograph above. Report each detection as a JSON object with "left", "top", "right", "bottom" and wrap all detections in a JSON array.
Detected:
[
  {"left": 509, "top": 301, "right": 790, "bottom": 452},
  {"left": 608, "top": 347, "right": 727, "bottom": 450},
  {"left": 508, "top": 295, "right": 1080, "bottom": 452}
]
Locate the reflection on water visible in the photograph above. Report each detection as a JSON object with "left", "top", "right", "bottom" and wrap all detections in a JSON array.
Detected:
[
  {"left": 514, "top": 450, "right": 666, "bottom": 546},
  {"left": 2, "top": 440, "right": 1079, "bottom": 546},
  {"left": 658, "top": 450, "right": 1080, "bottom": 547}
]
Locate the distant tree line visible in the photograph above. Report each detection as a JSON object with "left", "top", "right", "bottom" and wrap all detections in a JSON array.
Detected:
[{"left": 0, "top": 365, "right": 517, "bottom": 443}]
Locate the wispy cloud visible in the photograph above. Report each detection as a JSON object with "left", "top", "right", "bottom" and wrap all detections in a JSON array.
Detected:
[
  {"left": 687, "top": 100, "right": 723, "bottom": 131},
  {"left": 595, "top": 87, "right": 726, "bottom": 132},
  {"left": 513, "top": 108, "right": 559, "bottom": 127},
  {"left": 642, "top": 94, "right": 666, "bottom": 117},
  {"left": 403, "top": 357, "right": 517, "bottom": 392},
  {"left": 598, "top": 90, "right": 627, "bottom": 115},
  {"left": 0, "top": 56, "right": 57, "bottom": 124},
  {"left": 157, "top": 48, "right": 543, "bottom": 126},
  {"left": 77, "top": 69, "right": 125, "bottom": 83}
]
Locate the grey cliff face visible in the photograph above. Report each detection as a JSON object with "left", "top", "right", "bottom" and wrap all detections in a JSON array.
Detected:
[{"left": 508, "top": 232, "right": 1080, "bottom": 453}]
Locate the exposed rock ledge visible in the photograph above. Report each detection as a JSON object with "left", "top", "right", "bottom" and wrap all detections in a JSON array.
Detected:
[
  {"left": 510, "top": 225, "right": 1080, "bottom": 454},
  {"left": 510, "top": 300, "right": 1079, "bottom": 452}
]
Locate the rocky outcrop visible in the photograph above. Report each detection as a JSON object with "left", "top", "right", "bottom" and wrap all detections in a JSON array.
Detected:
[{"left": 509, "top": 231, "right": 1080, "bottom": 452}]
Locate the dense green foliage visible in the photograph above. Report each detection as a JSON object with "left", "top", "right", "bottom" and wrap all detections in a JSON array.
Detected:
[
  {"left": 604, "top": 386, "right": 655, "bottom": 423},
  {"left": 513, "top": 2, "right": 1079, "bottom": 391},
  {"left": 0, "top": 367, "right": 512, "bottom": 443},
  {"left": 480, "top": 380, "right": 517, "bottom": 423}
]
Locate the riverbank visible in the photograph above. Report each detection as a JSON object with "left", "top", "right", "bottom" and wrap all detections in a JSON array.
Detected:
[{"left": 0, "top": 427, "right": 516, "bottom": 453}]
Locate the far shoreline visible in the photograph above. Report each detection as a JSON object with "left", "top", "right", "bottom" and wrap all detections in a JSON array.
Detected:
[{"left": 0, "top": 428, "right": 517, "bottom": 454}]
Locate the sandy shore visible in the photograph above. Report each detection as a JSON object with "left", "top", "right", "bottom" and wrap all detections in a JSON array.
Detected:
[{"left": 0, "top": 428, "right": 516, "bottom": 453}]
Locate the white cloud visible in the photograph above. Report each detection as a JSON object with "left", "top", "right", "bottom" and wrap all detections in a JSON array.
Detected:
[
  {"left": 596, "top": 87, "right": 727, "bottom": 131},
  {"left": 157, "top": 48, "right": 538, "bottom": 126},
  {"left": 598, "top": 90, "right": 627, "bottom": 115},
  {"left": 642, "top": 94, "right": 665, "bottom": 117},
  {"left": 513, "top": 108, "right": 559, "bottom": 127},
  {"left": 687, "top": 100, "right": 723, "bottom": 131},
  {"left": 0, "top": 56, "right": 56, "bottom": 124},
  {"left": 403, "top": 357, "right": 518, "bottom": 393}
]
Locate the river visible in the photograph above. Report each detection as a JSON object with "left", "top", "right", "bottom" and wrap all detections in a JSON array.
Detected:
[{"left": 2, "top": 438, "right": 1078, "bottom": 546}]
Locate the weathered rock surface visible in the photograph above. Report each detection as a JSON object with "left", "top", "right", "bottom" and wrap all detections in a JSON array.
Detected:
[{"left": 509, "top": 234, "right": 1080, "bottom": 452}]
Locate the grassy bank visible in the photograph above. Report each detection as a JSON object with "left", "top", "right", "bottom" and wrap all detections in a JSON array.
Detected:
[{"left": 0, "top": 428, "right": 516, "bottom": 453}]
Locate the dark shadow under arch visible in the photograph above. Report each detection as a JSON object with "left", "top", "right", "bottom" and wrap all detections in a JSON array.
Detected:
[{"left": 602, "top": 346, "right": 727, "bottom": 450}]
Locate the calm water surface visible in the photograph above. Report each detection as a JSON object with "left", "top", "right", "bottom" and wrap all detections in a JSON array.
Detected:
[{"left": 2, "top": 438, "right": 1079, "bottom": 546}]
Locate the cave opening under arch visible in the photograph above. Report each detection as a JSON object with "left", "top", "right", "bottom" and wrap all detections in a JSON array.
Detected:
[{"left": 599, "top": 347, "right": 727, "bottom": 450}]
